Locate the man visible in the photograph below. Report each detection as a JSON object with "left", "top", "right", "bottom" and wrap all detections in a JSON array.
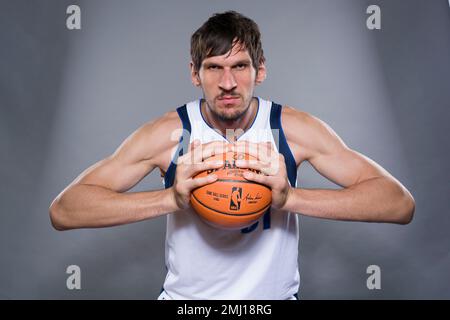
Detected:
[{"left": 49, "top": 11, "right": 415, "bottom": 299}]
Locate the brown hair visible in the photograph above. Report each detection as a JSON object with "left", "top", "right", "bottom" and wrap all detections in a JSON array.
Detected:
[{"left": 190, "top": 11, "right": 265, "bottom": 73}]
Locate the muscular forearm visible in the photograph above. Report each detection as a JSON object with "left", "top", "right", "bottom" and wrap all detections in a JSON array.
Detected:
[
  {"left": 49, "top": 184, "right": 178, "bottom": 230},
  {"left": 283, "top": 177, "right": 415, "bottom": 224}
]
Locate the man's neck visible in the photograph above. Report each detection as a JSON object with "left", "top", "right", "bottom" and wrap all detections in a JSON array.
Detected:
[{"left": 201, "top": 97, "right": 258, "bottom": 142}]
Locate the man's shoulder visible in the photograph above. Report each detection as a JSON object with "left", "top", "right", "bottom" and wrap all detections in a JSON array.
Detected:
[
  {"left": 280, "top": 105, "right": 333, "bottom": 162},
  {"left": 139, "top": 110, "right": 181, "bottom": 140},
  {"left": 280, "top": 105, "right": 317, "bottom": 137},
  {"left": 281, "top": 105, "right": 309, "bottom": 122},
  {"left": 126, "top": 109, "right": 182, "bottom": 169}
]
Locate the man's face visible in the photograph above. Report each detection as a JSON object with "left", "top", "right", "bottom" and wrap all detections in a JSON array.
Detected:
[{"left": 191, "top": 44, "right": 266, "bottom": 121}]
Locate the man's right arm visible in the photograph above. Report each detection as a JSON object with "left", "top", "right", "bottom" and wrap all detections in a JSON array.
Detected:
[{"left": 49, "top": 112, "right": 181, "bottom": 231}]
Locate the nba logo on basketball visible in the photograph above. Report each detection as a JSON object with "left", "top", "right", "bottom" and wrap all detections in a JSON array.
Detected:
[{"left": 230, "top": 187, "right": 242, "bottom": 210}]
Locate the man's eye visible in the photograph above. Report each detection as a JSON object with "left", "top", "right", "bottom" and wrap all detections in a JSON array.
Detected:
[
  {"left": 234, "top": 64, "right": 247, "bottom": 70},
  {"left": 208, "top": 65, "right": 219, "bottom": 70}
]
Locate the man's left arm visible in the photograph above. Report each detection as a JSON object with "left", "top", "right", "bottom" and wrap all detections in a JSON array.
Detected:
[
  {"left": 234, "top": 107, "right": 415, "bottom": 224},
  {"left": 281, "top": 107, "right": 415, "bottom": 224}
]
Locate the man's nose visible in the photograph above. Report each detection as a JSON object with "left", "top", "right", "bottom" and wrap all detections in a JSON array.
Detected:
[{"left": 218, "top": 69, "right": 237, "bottom": 91}]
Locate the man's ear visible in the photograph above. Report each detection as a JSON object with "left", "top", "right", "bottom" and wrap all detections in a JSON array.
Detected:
[
  {"left": 255, "top": 62, "right": 267, "bottom": 85},
  {"left": 190, "top": 61, "right": 201, "bottom": 87}
]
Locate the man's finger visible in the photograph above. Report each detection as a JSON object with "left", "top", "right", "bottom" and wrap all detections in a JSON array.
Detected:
[
  {"left": 189, "top": 173, "right": 218, "bottom": 190},
  {"left": 188, "top": 159, "right": 224, "bottom": 177},
  {"left": 236, "top": 159, "right": 278, "bottom": 176},
  {"left": 242, "top": 170, "right": 272, "bottom": 187},
  {"left": 191, "top": 141, "right": 230, "bottom": 164}
]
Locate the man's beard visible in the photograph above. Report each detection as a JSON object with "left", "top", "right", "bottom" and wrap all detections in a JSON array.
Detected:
[{"left": 214, "top": 107, "right": 248, "bottom": 121}]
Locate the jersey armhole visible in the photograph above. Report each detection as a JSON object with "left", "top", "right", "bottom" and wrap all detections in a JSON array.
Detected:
[
  {"left": 164, "top": 105, "right": 191, "bottom": 188},
  {"left": 270, "top": 103, "right": 298, "bottom": 187}
]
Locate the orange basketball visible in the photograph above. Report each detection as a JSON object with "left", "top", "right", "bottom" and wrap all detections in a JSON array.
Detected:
[{"left": 190, "top": 151, "right": 272, "bottom": 230}]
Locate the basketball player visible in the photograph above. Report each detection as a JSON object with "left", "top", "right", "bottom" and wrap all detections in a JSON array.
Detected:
[{"left": 49, "top": 11, "right": 415, "bottom": 299}]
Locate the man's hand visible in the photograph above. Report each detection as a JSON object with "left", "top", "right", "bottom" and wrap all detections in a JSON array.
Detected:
[
  {"left": 233, "top": 141, "right": 293, "bottom": 211},
  {"left": 171, "top": 140, "right": 230, "bottom": 211}
]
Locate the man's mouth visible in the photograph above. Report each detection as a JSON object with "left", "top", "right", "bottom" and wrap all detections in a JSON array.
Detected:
[{"left": 218, "top": 95, "right": 240, "bottom": 104}]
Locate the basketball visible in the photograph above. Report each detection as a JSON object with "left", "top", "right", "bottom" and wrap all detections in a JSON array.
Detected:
[{"left": 190, "top": 151, "right": 272, "bottom": 230}]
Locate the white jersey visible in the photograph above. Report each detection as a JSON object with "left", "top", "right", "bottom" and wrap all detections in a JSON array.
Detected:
[{"left": 159, "top": 97, "right": 300, "bottom": 300}]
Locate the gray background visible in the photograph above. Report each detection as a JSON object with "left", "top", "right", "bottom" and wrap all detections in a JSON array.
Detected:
[{"left": 1, "top": 0, "right": 449, "bottom": 299}]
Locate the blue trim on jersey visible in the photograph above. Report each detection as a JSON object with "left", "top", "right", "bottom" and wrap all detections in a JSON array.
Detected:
[
  {"left": 263, "top": 207, "right": 271, "bottom": 229},
  {"left": 269, "top": 103, "right": 297, "bottom": 187},
  {"left": 164, "top": 105, "right": 191, "bottom": 189},
  {"left": 240, "top": 221, "right": 259, "bottom": 233}
]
